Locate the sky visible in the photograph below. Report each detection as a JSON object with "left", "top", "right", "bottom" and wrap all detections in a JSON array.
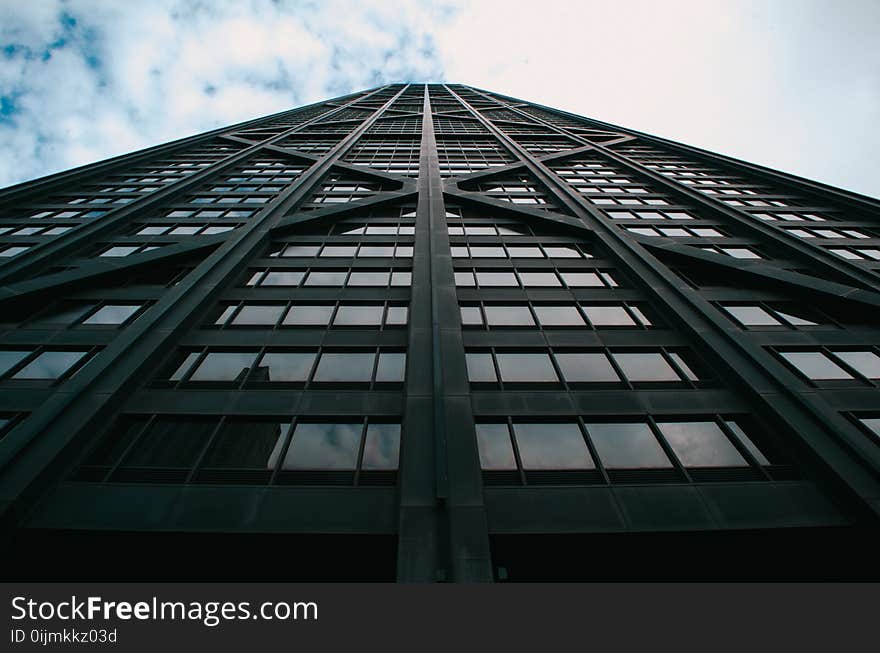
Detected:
[{"left": 1, "top": 0, "right": 878, "bottom": 198}]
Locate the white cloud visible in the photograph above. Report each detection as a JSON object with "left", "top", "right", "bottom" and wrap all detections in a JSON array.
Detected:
[{"left": 0, "top": 0, "right": 877, "bottom": 198}]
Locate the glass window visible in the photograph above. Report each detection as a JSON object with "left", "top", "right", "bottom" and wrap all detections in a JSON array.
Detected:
[
  {"left": 231, "top": 305, "right": 285, "bottom": 326},
  {"left": 282, "top": 245, "right": 320, "bottom": 257},
  {"left": 0, "top": 350, "right": 30, "bottom": 376},
  {"left": 31, "top": 304, "right": 96, "bottom": 326},
  {"left": 543, "top": 246, "right": 581, "bottom": 258},
  {"left": 202, "top": 420, "right": 289, "bottom": 469},
  {"left": 334, "top": 305, "right": 384, "bottom": 326},
  {"left": 375, "top": 352, "right": 406, "bottom": 382},
  {"left": 470, "top": 246, "right": 505, "bottom": 258},
  {"left": 581, "top": 305, "right": 635, "bottom": 327},
  {"left": 780, "top": 352, "right": 853, "bottom": 380},
  {"left": 321, "top": 246, "right": 357, "bottom": 257},
  {"left": 724, "top": 420, "right": 771, "bottom": 465},
  {"left": 858, "top": 418, "right": 880, "bottom": 439},
  {"left": 81, "top": 304, "right": 142, "bottom": 326},
  {"left": 657, "top": 421, "right": 747, "bottom": 467},
  {"left": 475, "top": 423, "right": 517, "bottom": 470},
  {"left": 283, "top": 422, "right": 362, "bottom": 469},
  {"left": 585, "top": 422, "right": 673, "bottom": 469},
  {"left": 466, "top": 353, "right": 497, "bottom": 382},
  {"left": 561, "top": 272, "right": 603, "bottom": 287},
  {"left": 386, "top": 306, "right": 408, "bottom": 325},
  {"left": 484, "top": 305, "right": 535, "bottom": 326},
  {"left": 361, "top": 423, "right": 401, "bottom": 470},
  {"left": 555, "top": 353, "right": 620, "bottom": 383},
  {"left": 12, "top": 350, "right": 88, "bottom": 380},
  {"left": 507, "top": 246, "right": 543, "bottom": 258},
  {"left": 772, "top": 307, "right": 818, "bottom": 326},
  {"left": 512, "top": 422, "right": 594, "bottom": 469},
  {"left": 455, "top": 272, "right": 476, "bottom": 286},
  {"left": 612, "top": 352, "right": 680, "bottom": 382},
  {"left": 495, "top": 353, "right": 558, "bottom": 382},
  {"left": 313, "top": 352, "right": 375, "bottom": 382},
  {"left": 359, "top": 245, "right": 395, "bottom": 257},
  {"left": 261, "top": 271, "right": 304, "bottom": 286},
  {"left": 460, "top": 306, "right": 483, "bottom": 326},
  {"left": 305, "top": 271, "right": 348, "bottom": 286},
  {"left": 476, "top": 272, "right": 517, "bottom": 287},
  {"left": 519, "top": 272, "right": 561, "bottom": 287},
  {"left": 348, "top": 271, "right": 389, "bottom": 286},
  {"left": 189, "top": 352, "right": 257, "bottom": 382},
  {"left": 253, "top": 352, "right": 316, "bottom": 382},
  {"left": 390, "top": 271, "right": 411, "bottom": 286},
  {"left": 283, "top": 305, "right": 334, "bottom": 326},
  {"left": 723, "top": 305, "right": 782, "bottom": 327},
  {"left": 122, "top": 418, "right": 216, "bottom": 468},
  {"left": 534, "top": 305, "right": 585, "bottom": 327},
  {"left": 834, "top": 351, "right": 880, "bottom": 379},
  {"left": 101, "top": 246, "right": 138, "bottom": 257}
]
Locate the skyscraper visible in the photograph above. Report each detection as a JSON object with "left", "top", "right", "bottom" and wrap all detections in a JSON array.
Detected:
[{"left": 1, "top": 84, "right": 879, "bottom": 581}]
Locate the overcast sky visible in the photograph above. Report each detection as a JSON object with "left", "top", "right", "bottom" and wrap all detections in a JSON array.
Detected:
[{"left": 1, "top": 0, "right": 878, "bottom": 197}]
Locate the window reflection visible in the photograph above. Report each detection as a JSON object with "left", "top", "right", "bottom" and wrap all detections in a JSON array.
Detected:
[
  {"left": 12, "top": 351, "right": 88, "bottom": 380},
  {"left": 475, "top": 423, "right": 517, "bottom": 470},
  {"left": 657, "top": 421, "right": 746, "bottom": 467},
  {"left": 190, "top": 352, "right": 257, "bottom": 382},
  {"left": 283, "top": 422, "right": 362, "bottom": 469},
  {"left": 585, "top": 422, "right": 672, "bottom": 468},
  {"left": 253, "top": 352, "right": 316, "bottom": 382},
  {"left": 512, "top": 422, "right": 594, "bottom": 469},
  {"left": 361, "top": 423, "right": 401, "bottom": 469},
  {"left": 202, "top": 421, "right": 290, "bottom": 469}
]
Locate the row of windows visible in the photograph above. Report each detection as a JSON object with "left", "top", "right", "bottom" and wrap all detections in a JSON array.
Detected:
[
  {"left": 332, "top": 223, "right": 415, "bottom": 236},
  {"left": 0, "top": 348, "right": 95, "bottom": 383},
  {"left": 460, "top": 302, "right": 654, "bottom": 329},
  {"left": 20, "top": 302, "right": 146, "bottom": 329},
  {"left": 266, "top": 243, "right": 414, "bottom": 259},
  {"left": 607, "top": 210, "right": 695, "bottom": 221},
  {"left": 476, "top": 416, "right": 777, "bottom": 473},
  {"left": 720, "top": 304, "right": 820, "bottom": 328},
  {"left": 447, "top": 224, "right": 530, "bottom": 236},
  {"left": 79, "top": 416, "right": 400, "bottom": 483},
  {"left": 830, "top": 247, "right": 880, "bottom": 261},
  {"left": 163, "top": 208, "right": 255, "bottom": 220},
  {"left": 778, "top": 349, "right": 880, "bottom": 384},
  {"left": 211, "top": 302, "right": 407, "bottom": 328},
  {"left": 166, "top": 348, "right": 406, "bottom": 385},
  {"left": 0, "top": 225, "right": 73, "bottom": 237},
  {"left": 449, "top": 244, "right": 590, "bottom": 259},
  {"left": 786, "top": 227, "right": 872, "bottom": 240},
  {"left": 627, "top": 226, "right": 724, "bottom": 238},
  {"left": 135, "top": 224, "right": 235, "bottom": 236},
  {"left": 244, "top": 268, "right": 412, "bottom": 288},
  {"left": 455, "top": 269, "right": 618, "bottom": 289},
  {"left": 466, "top": 349, "right": 701, "bottom": 385}
]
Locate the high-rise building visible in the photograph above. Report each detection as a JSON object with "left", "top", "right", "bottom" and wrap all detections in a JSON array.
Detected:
[{"left": 1, "top": 84, "right": 879, "bottom": 581}]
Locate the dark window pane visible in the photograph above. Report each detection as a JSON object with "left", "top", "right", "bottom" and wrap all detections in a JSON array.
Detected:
[
  {"left": 612, "top": 352, "right": 680, "bottom": 382},
  {"left": 122, "top": 418, "right": 216, "bottom": 467},
  {"left": 31, "top": 303, "right": 95, "bottom": 326},
  {"left": 466, "top": 353, "right": 497, "bottom": 382},
  {"left": 475, "top": 423, "right": 517, "bottom": 470},
  {"left": 534, "top": 305, "right": 585, "bottom": 326},
  {"left": 586, "top": 422, "right": 673, "bottom": 468},
  {"left": 375, "top": 352, "right": 406, "bottom": 382},
  {"left": 334, "top": 305, "right": 384, "bottom": 326},
  {"left": 12, "top": 350, "right": 88, "bottom": 379},
  {"left": 513, "top": 422, "right": 594, "bottom": 469},
  {"left": 261, "top": 271, "right": 304, "bottom": 286},
  {"left": 86, "top": 416, "right": 149, "bottom": 466},
  {"left": 0, "top": 350, "right": 30, "bottom": 376},
  {"left": 485, "top": 305, "right": 534, "bottom": 326},
  {"left": 190, "top": 352, "right": 257, "bottom": 381},
  {"left": 496, "top": 353, "right": 558, "bottom": 382},
  {"left": 253, "top": 352, "right": 316, "bottom": 382},
  {"left": 283, "top": 422, "right": 362, "bottom": 469},
  {"left": 556, "top": 353, "right": 620, "bottom": 382},
  {"left": 202, "top": 420, "right": 289, "bottom": 468},
  {"left": 283, "top": 305, "right": 334, "bottom": 326},
  {"left": 82, "top": 304, "right": 141, "bottom": 325},
  {"left": 313, "top": 352, "right": 375, "bottom": 382},
  {"left": 657, "top": 421, "right": 747, "bottom": 467},
  {"left": 361, "top": 423, "right": 401, "bottom": 470},
  {"left": 724, "top": 420, "right": 771, "bottom": 465},
  {"left": 170, "top": 352, "right": 200, "bottom": 381}
]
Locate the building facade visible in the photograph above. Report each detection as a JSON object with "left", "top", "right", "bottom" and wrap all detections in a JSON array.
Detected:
[{"left": 1, "top": 84, "right": 879, "bottom": 581}]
